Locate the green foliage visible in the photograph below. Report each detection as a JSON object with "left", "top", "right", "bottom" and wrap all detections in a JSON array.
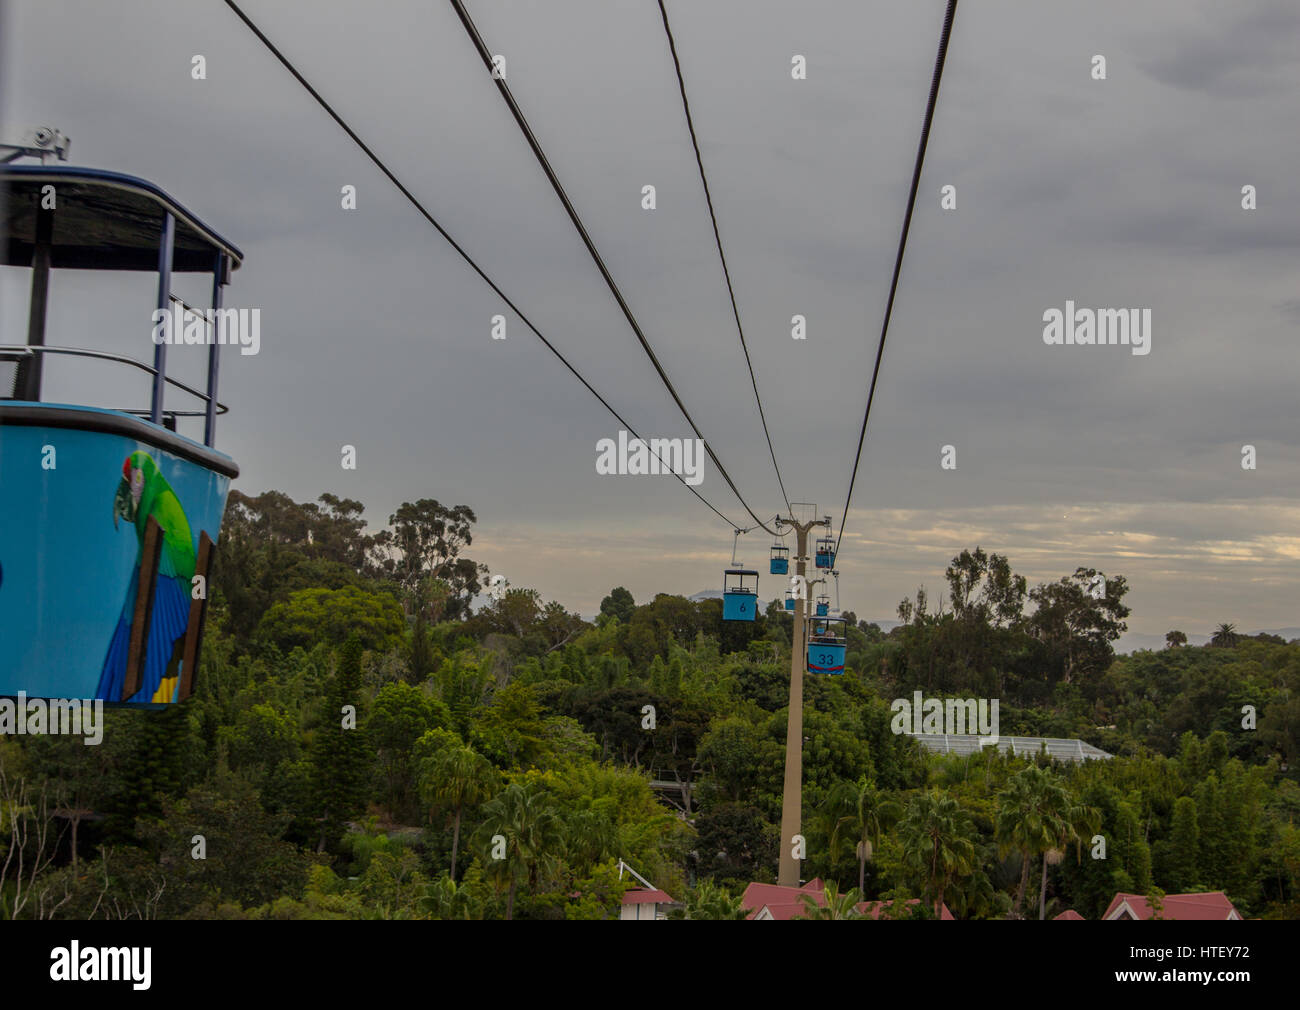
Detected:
[
  {"left": 370, "top": 499, "right": 486, "bottom": 619},
  {"left": 475, "top": 682, "right": 550, "bottom": 769},
  {"left": 899, "top": 791, "right": 979, "bottom": 915},
  {"left": 370, "top": 681, "right": 451, "bottom": 818},
  {"left": 825, "top": 777, "right": 902, "bottom": 893},
  {"left": 684, "top": 880, "right": 748, "bottom": 920},
  {"left": 995, "top": 765, "right": 1080, "bottom": 919},
  {"left": 219, "top": 703, "right": 299, "bottom": 779},
  {"left": 257, "top": 585, "right": 405, "bottom": 653},
  {"left": 136, "top": 769, "right": 314, "bottom": 915},
  {"left": 102, "top": 704, "right": 204, "bottom": 844},
  {"left": 694, "top": 802, "right": 776, "bottom": 890},
  {"left": 794, "top": 881, "right": 866, "bottom": 920},
  {"left": 599, "top": 586, "right": 636, "bottom": 626},
  {"left": 1160, "top": 796, "right": 1200, "bottom": 892},
  {"left": 475, "top": 781, "right": 563, "bottom": 919},
  {"left": 309, "top": 637, "right": 371, "bottom": 853},
  {"left": 420, "top": 745, "right": 499, "bottom": 880}
]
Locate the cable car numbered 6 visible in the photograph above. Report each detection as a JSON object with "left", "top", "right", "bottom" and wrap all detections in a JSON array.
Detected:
[{"left": 722, "top": 568, "right": 759, "bottom": 622}]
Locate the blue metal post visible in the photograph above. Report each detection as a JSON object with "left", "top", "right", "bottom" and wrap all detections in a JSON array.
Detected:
[
  {"left": 204, "top": 252, "right": 226, "bottom": 446},
  {"left": 150, "top": 211, "right": 175, "bottom": 425}
]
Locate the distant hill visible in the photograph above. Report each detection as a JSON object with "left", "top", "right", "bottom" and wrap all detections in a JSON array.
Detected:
[
  {"left": 1259, "top": 628, "right": 1300, "bottom": 640},
  {"left": 1117, "top": 631, "right": 1208, "bottom": 652},
  {"left": 1116, "top": 628, "right": 1300, "bottom": 654}
]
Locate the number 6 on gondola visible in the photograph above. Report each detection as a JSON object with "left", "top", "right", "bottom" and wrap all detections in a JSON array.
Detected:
[{"left": 722, "top": 568, "right": 758, "bottom": 622}]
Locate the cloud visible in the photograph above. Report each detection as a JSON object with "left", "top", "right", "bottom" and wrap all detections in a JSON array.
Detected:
[{"left": 1137, "top": 1, "right": 1300, "bottom": 98}]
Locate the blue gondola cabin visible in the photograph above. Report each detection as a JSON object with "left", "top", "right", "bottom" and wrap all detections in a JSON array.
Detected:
[
  {"left": 769, "top": 545, "right": 789, "bottom": 576},
  {"left": 815, "top": 536, "right": 835, "bottom": 569},
  {"left": 722, "top": 569, "right": 758, "bottom": 622},
  {"left": 1, "top": 162, "right": 241, "bottom": 706},
  {"left": 807, "top": 616, "right": 846, "bottom": 675}
]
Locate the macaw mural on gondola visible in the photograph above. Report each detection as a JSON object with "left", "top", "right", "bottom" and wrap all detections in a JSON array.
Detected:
[{"left": 98, "top": 451, "right": 198, "bottom": 705}]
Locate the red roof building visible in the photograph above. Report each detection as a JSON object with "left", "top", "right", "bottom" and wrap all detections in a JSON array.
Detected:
[
  {"left": 741, "top": 878, "right": 826, "bottom": 920},
  {"left": 620, "top": 887, "right": 678, "bottom": 920},
  {"left": 1103, "top": 891, "right": 1241, "bottom": 921},
  {"left": 1054, "top": 909, "right": 1086, "bottom": 920}
]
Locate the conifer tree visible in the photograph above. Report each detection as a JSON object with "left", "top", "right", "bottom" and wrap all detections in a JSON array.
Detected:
[{"left": 311, "top": 636, "right": 370, "bottom": 852}]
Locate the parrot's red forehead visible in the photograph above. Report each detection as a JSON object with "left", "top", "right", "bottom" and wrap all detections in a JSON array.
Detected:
[{"left": 122, "top": 457, "right": 132, "bottom": 478}]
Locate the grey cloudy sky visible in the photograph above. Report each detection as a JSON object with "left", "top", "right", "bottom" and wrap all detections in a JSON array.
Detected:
[{"left": 4, "top": 0, "right": 1297, "bottom": 647}]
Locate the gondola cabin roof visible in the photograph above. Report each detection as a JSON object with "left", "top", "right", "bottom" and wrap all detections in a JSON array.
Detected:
[
  {"left": 724, "top": 568, "right": 758, "bottom": 577},
  {"left": 1, "top": 165, "right": 243, "bottom": 271}
]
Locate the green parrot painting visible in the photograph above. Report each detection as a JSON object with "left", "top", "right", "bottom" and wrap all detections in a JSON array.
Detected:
[{"left": 96, "top": 450, "right": 196, "bottom": 704}]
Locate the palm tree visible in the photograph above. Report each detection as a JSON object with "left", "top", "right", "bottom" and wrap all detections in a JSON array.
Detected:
[
  {"left": 476, "top": 782, "right": 561, "bottom": 919},
  {"left": 1037, "top": 795, "right": 1100, "bottom": 921},
  {"left": 995, "top": 765, "right": 1078, "bottom": 919},
  {"left": 1211, "top": 623, "right": 1239, "bottom": 648},
  {"left": 897, "top": 791, "right": 977, "bottom": 917},
  {"left": 795, "top": 881, "right": 865, "bottom": 920},
  {"left": 421, "top": 874, "right": 473, "bottom": 920},
  {"left": 420, "top": 745, "right": 498, "bottom": 882},
  {"left": 1165, "top": 630, "right": 1187, "bottom": 649},
  {"left": 942, "top": 855, "right": 998, "bottom": 920},
  {"left": 564, "top": 809, "right": 618, "bottom": 871},
  {"left": 827, "top": 777, "right": 902, "bottom": 893},
  {"left": 685, "top": 880, "right": 749, "bottom": 920}
]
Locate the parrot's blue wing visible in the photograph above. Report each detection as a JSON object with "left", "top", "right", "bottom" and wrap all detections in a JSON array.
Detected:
[
  {"left": 96, "top": 568, "right": 138, "bottom": 702},
  {"left": 96, "top": 571, "right": 190, "bottom": 703}
]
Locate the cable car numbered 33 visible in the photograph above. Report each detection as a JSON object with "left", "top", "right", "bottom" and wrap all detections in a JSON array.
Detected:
[
  {"left": 722, "top": 568, "right": 759, "bottom": 622},
  {"left": 807, "top": 615, "right": 847, "bottom": 675}
]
